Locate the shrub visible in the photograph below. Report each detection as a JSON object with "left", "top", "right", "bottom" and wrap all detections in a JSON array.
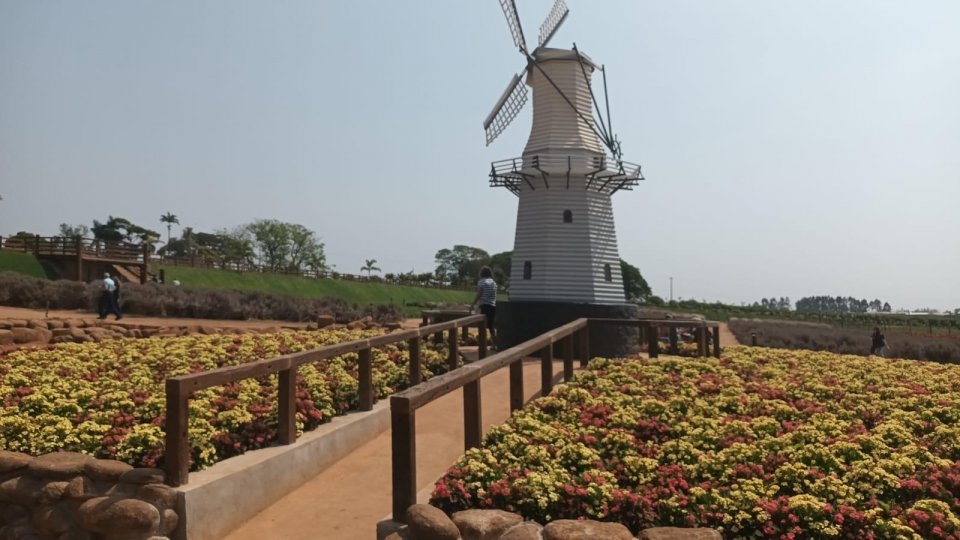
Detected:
[
  {"left": 0, "top": 272, "right": 400, "bottom": 323},
  {"left": 728, "top": 318, "right": 960, "bottom": 364}
]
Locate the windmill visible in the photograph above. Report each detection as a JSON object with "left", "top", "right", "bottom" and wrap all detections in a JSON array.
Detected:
[{"left": 483, "top": 0, "right": 644, "bottom": 311}]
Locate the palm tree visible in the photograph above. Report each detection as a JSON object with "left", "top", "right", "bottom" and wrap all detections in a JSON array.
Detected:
[
  {"left": 159, "top": 212, "right": 179, "bottom": 245},
  {"left": 361, "top": 259, "right": 381, "bottom": 277}
]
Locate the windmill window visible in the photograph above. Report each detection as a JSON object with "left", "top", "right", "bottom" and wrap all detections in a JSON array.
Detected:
[
  {"left": 603, "top": 263, "right": 613, "bottom": 282},
  {"left": 523, "top": 261, "right": 532, "bottom": 280},
  {"left": 563, "top": 210, "right": 573, "bottom": 223}
]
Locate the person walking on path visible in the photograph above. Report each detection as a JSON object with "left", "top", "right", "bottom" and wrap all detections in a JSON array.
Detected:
[
  {"left": 111, "top": 274, "right": 123, "bottom": 320},
  {"left": 98, "top": 273, "right": 122, "bottom": 320},
  {"left": 470, "top": 266, "right": 497, "bottom": 348},
  {"left": 870, "top": 326, "right": 886, "bottom": 356}
]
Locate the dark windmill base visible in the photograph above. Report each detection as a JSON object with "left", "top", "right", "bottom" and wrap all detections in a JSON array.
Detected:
[{"left": 495, "top": 301, "right": 641, "bottom": 358}]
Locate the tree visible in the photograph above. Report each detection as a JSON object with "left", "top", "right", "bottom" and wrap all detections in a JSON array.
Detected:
[
  {"left": 883, "top": 302, "right": 892, "bottom": 313},
  {"left": 245, "top": 219, "right": 325, "bottom": 273},
  {"left": 489, "top": 251, "right": 512, "bottom": 290},
  {"left": 91, "top": 216, "right": 159, "bottom": 246},
  {"left": 361, "top": 259, "right": 381, "bottom": 277},
  {"left": 216, "top": 227, "right": 255, "bottom": 268},
  {"left": 434, "top": 245, "right": 490, "bottom": 286},
  {"left": 159, "top": 212, "right": 179, "bottom": 245},
  {"left": 620, "top": 259, "right": 651, "bottom": 302},
  {"left": 58, "top": 223, "right": 90, "bottom": 238}
]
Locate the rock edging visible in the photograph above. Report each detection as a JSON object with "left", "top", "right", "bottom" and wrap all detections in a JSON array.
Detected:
[
  {"left": 390, "top": 504, "right": 721, "bottom": 540},
  {"left": 0, "top": 450, "right": 180, "bottom": 540}
]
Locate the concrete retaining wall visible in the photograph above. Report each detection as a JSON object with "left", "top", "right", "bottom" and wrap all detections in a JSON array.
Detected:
[{"left": 176, "top": 400, "right": 391, "bottom": 540}]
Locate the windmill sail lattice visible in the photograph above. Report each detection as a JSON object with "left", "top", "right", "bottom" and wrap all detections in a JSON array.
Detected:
[
  {"left": 499, "top": 0, "right": 527, "bottom": 53},
  {"left": 538, "top": 0, "right": 569, "bottom": 48},
  {"left": 483, "top": 74, "right": 529, "bottom": 146}
]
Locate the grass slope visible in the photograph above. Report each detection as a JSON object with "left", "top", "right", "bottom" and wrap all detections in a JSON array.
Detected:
[
  {"left": 155, "top": 265, "right": 476, "bottom": 315},
  {"left": 0, "top": 252, "right": 48, "bottom": 278}
]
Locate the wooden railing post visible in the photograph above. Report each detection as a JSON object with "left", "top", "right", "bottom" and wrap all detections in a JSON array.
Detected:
[
  {"left": 447, "top": 328, "right": 459, "bottom": 371},
  {"left": 463, "top": 380, "right": 482, "bottom": 450},
  {"left": 34, "top": 235, "right": 40, "bottom": 256},
  {"left": 407, "top": 337, "right": 422, "bottom": 386},
  {"left": 391, "top": 399, "right": 416, "bottom": 521},
  {"left": 562, "top": 335, "right": 574, "bottom": 382},
  {"left": 75, "top": 236, "right": 83, "bottom": 281},
  {"left": 669, "top": 327, "right": 679, "bottom": 354},
  {"left": 509, "top": 360, "right": 523, "bottom": 411},
  {"left": 278, "top": 366, "right": 297, "bottom": 445},
  {"left": 164, "top": 379, "right": 189, "bottom": 486},
  {"left": 540, "top": 345, "right": 553, "bottom": 396},
  {"left": 477, "top": 323, "right": 487, "bottom": 359},
  {"left": 697, "top": 327, "right": 708, "bottom": 357},
  {"left": 712, "top": 326, "right": 721, "bottom": 358},
  {"left": 579, "top": 328, "right": 590, "bottom": 367},
  {"left": 751, "top": 333, "right": 757, "bottom": 346},
  {"left": 648, "top": 327, "right": 660, "bottom": 358},
  {"left": 358, "top": 348, "right": 373, "bottom": 411}
]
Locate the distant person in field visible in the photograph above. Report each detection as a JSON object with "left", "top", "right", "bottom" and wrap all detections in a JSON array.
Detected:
[
  {"left": 470, "top": 266, "right": 497, "bottom": 347},
  {"left": 870, "top": 326, "right": 886, "bottom": 356},
  {"left": 98, "top": 272, "right": 121, "bottom": 320}
]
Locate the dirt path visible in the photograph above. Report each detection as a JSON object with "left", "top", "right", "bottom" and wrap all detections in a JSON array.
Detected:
[
  {"left": 223, "top": 358, "right": 570, "bottom": 540},
  {"left": 718, "top": 322, "right": 739, "bottom": 346},
  {"left": 0, "top": 305, "right": 310, "bottom": 329}
]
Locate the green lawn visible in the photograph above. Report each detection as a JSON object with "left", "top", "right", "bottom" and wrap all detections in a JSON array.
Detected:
[
  {"left": 155, "top": 265, "right": 477, "bottom": 316},
  {"left": 0, "top": 251, "right": 48, "bottom": 278}
]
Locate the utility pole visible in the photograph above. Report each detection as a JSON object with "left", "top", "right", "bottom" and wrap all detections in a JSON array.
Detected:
[{"left": 669, "top": 277, "right": 673, "bottom": 302}]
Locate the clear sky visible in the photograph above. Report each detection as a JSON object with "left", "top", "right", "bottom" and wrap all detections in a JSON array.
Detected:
[{"left": 1, "top": 1, "right": 958, "bottom": 310}]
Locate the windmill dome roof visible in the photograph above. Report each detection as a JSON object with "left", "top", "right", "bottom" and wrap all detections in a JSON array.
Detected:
[{"left": 532, "top": 47, "right": 598, "bottom": 69}]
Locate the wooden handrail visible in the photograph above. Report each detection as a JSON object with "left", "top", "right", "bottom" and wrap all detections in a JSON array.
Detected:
[
  {"left": 163, "top": 314, "right": 486, "bottom": 486},
  {"left": 388, "top": 317, "right": 722, "bottom": 520}
]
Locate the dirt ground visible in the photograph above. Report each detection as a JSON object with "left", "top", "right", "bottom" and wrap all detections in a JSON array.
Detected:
[{"left": 0, "top": 305, "right": 311, "bottom": 330}]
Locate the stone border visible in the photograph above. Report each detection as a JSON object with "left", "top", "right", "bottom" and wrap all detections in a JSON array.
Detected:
[
  {"left": 176, "top": 400, "right": 391, "bottom": 540},
  {"left": 383, "top": 504, "right": 722, "bottom": 540},
  {"left": 0, "top": 451, "right": 179, "bottom": 540}
]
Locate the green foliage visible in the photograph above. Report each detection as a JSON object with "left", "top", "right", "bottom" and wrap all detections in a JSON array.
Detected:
[
  {"left": 155, "top": 265, "right": 477, "bottom": 316},
  {"left": 0, "top": 252, "right": 48, "bottom": 279},
  {"left": 361, "top": 259, "right": 381, "bottom": 276},
  {"left": 619, "top": 259, "right": 651, "bottom": 302},
  {"left": 57, "top": 223, "right": 89, "bottom": 238},
  {"left": 434, "top": 246, "right": 512, "bottom": 290},
  {"left": 91, "top": 216, "right": 160, "bottom": 245},
  {"left": 434, "top": 245, "right": 490, "bottom": 287},
  {"left": 246, "top": 219, "right": 326, "bottom": 273}
]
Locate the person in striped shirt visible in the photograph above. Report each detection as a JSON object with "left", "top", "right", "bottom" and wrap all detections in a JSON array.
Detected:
[{"left": 470, "top": 266, "right": 498, "bottom": 347}]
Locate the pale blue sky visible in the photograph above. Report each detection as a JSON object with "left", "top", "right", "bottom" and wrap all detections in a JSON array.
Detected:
[{"left": 1, "top": 1, "right": 958, "bottom": 310}]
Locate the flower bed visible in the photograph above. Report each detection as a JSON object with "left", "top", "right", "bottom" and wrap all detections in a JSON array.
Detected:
[
  {"left": 433, "top": 347, "right": 960, "bottom": 539},
  {"left": 0, "top": 329, "right": 450, "bottom": 470}
]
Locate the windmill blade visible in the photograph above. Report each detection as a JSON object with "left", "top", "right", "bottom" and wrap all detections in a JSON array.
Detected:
[
  {"left": 483, "top": 73, "right": 529, "bottom": 146},
  {"left": 499, "top": 0, "right": 527, "bottom": 54},
  {"left": 538, "top": 0, "right": 569, "bottom": 48}
]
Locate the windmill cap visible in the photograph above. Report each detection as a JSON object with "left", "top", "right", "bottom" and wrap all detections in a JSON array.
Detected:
[{"left": 532, "top": 47, "right": 598, "bottom": 69}]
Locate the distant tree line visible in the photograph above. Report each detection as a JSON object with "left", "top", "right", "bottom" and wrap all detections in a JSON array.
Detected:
[
  {"left": 14, "top": 215, "right": 328, "bottom": 276},
  {"left": 752, "top": 297, "right": 792, "bottom": 311},
  {"left": 795, "top": 296, "right": 891, "bottom": 313}
]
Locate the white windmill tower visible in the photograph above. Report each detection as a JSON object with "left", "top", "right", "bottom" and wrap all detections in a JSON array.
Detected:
[{"left": 484, "top": 0, "right": 645, "bottom": 352}]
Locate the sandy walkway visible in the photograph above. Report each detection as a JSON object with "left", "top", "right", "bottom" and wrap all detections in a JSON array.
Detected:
[
  {"left": 223, "top": 358, "right": 570, "bottom": 540},
  {"left": 0, "top": 305, "right": 310, "bottom": 329}
]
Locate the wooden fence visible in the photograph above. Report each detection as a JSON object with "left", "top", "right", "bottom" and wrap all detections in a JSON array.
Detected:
[
  {"left": 0, "top": 236, "right": 146, "bottom": 262},
  {"left": 388, "top": 317, "right": 720, "bottom": 519},
  {"left": 162, "top": 314, "right": 487, "bottom": 487}
]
